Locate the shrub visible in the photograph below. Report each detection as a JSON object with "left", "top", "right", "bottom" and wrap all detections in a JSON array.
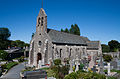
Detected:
[
  {"left": 66, "top": 70, "right": 106, "bottom": 79},
  {"left": 18, "top": 56, "right": 24, "bottom": 62},
  {"left": 1, "top": 64, "right": 6, "bottom": 72},
  {"left": 54, "top": 59, "right": 61, "bottom": 66},
  {"left": 64, "top": 75, "right": 71, "bottom": 79},
  {"left": 79, "top": 63, "right": 84, "bottom": 70},
  {"left": 50, "top": 65, "right": 69, "bottom": 79},
  {"left": 51, "top": 65, "right": 60, "bottom": 73},
  {"left": 64, "top": 72, "right": 78, "bottom": 79},
  {"left": 73, "top": 66, "right": 75, "bottom": 72},
  {"left": 58, "top": 72, "right": 64, "bottom": 79},
  {"left": 108, "top": 76, "right": 117, "bottom": 79},
  {"left": 46, "top": 69, "right": 56, "bottom": 77},
  {"left": 60, "top": 66, "right": 69, "bottom": 75},
  {"left": 0, "top": 50, "right": 8, "bottom": 60},
  {"left": 103, "top": 54, "right": 113, "bottom": 62}
]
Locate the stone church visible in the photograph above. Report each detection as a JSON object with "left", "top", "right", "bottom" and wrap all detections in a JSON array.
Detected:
[{"left": 28, "top": 8, "right": 102, "bottom": 68}]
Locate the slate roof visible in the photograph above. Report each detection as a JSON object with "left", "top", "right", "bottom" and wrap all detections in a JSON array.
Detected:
[
  {"left": 47, "top": 29, "right": 100, "bottom": 49},
  {"left": 87, "top": 41, "right": 100, "bottom": 49},
  {"left": 47, "top": 29, "right": 89, "bottom": 45}
]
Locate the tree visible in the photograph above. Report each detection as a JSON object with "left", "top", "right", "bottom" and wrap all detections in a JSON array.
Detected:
[
  {"left": 32, "top": 33, "right": 35, "bottom": 38},
  {"left": 69, "top": 24, "right": 74, "bottom": 34},
  {"left": 0, "top": 39, "right": 11, "bottom": 50},
  {"left": 0, "top": 50, "right": 8, "bottom": 60},
  {"left": 11, "top": 41, "right": 17, "bottom": 47},
  {"left": 74, "top": 24, "right": 80, "bottom": 35},
  {"left": 64, "top": 28, "right": 69, "bottom": 33},
  {"left": 103, "top": 54, "right": 113, "bottom": 62},
  {"left": 0, "top": 27, "right": 11, "bottom": 50},
  {"left": 61, "top": 24, "right": 81, "bottom": 35},
  {"left": 24, "top": 43, "right": 30, "bottom": 47},
  {"left": 61, "top": 29, "right": 64, "bottom": 32},
  {"left": 15, "top": 40, "right": 25, "bottom": 47},
  {"left": 69, "top": 24, "right": 80, "bottom": 35},
  {"left": 108, "top": 40, "right": 119, "bottom": 52},
  {"left": 101, "top": 44, "right": 110, "bottom": 53},
  {"left": 0, "top": 27, "right": 11, "bottom": 40},
  {"left": 10, "top": 40, "right": 28, "bottom": 48}
]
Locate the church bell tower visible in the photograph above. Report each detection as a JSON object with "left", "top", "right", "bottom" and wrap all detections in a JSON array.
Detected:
[{"left": 36, "top": 8, "right": 47, "bottom": 34}]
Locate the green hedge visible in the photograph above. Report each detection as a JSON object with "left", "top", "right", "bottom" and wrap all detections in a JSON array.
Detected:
[
  {"left": 18, "top": 56, "right": 25, "bottom": 62},
  {"left": 0, "top": 50, "right": 8, "bottom": 60},
  {"left": 53, "top": 59, "right": 61, "bottom": 66}
]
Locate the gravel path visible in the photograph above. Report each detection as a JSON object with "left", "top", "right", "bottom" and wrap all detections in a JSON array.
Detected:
[{"left": 0, "top": 62, "right": 25, "bottom": 79}]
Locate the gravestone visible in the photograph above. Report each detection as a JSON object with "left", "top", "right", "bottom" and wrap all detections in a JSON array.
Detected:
[
  {"left": 91, "top": 66, "right": 98, "bottom": 73},
  {"left": 38, "top": 60, "right": 42, "bottom": 68},
  {"left": 89, "top": 52, "right": 95, "bottom": 68},
  {"left": 75, "top": 55, "right": 80, "bottom": 72},
  {"left": 99, "top": 54, "right": 104, "bottom": 74},
  {"left": 69, "top": 60, "right": 73, "bottom": 74},
  {"left": 108, "top": 63, "right": 111, "bottom": 76}
]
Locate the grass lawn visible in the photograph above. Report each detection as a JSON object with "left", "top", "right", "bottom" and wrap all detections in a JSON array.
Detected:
[
  {"left": 40, "top": 67, "right": 49, "bottom": 70},
  {"left": 104, "top": 69, "right": 120, "bottom": 73},
  {"left": 6, "top": 62, "right": 18, "bottom": 71}
]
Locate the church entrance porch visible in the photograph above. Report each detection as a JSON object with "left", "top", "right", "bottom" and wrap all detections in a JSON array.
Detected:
[{"left": 37, "top": 53, "right": 42, "bottom": 68}]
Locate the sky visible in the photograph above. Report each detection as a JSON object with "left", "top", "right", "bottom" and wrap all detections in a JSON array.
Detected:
[{"left": 0, "top": 0, "right": 120, "bottom": 44}]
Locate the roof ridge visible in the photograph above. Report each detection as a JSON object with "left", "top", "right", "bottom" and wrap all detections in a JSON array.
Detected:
[{"left": 47, "top": 28, "right": 88, "bottom": 38}]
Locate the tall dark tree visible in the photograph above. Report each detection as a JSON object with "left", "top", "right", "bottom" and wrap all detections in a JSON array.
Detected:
[
  {"left": 0, "top": 27, "right": 11, "bottom": 40},
  {"left": 61, "top": 29, "right": 64, "bottom": 32},
  {"left": 64, "top": 28, "right": 69, "bottom": 33},
  {"left": 101, "top": 44, "right": 110, "bottom": 53},
  {"left": 108, "top": 40, "right": 119, "bottom": 52},
  {"left": 0, "top": 27, "right": 11, "bottom": 50},
  {"left": 74, "top": 24, "right": 80, "bottom": 35},
  {"left": 61, "top": 24, "right": 81, "bottom": 36},
  {"left": 69, "top": 24, "right": 74, "bottom": 34}
]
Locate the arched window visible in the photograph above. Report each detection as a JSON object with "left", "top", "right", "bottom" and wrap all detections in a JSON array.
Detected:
[
  {"left": 69, "top": 48, "right": 72, "bottom": 58},
  {"left": 38, "top": 17, "right": 40, "bottom": 24},
  {"left": 41, "top": 17, "right": 44, "bottom": 26},
  {"left": 38, "top": 41, "right": 42, "bottom": 46},
  {"left": 60, "top": 49, "right": 62, "bottom": 58}
]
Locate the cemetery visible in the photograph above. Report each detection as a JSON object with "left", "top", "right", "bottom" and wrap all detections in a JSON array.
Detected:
[{"left": 0, "top": 0, "right": 120, "bottom": 79}]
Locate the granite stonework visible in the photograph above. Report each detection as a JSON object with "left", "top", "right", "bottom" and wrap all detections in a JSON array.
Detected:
[{"left": 28, "top": 8, "right": 102, "bottom": 68}]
